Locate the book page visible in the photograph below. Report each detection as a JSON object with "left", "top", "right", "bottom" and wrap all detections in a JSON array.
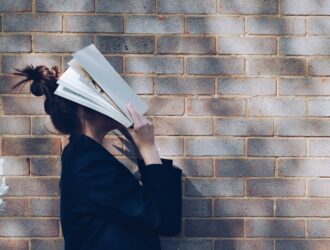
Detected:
[
  {"left": 68, "top": 58, "right": 124, "bottom": 117},
  {"left": 56, "top": 67, "right": 127, "bottom": 123},
  {"left": 54, "top": 83, "right": 132, "bottom": 128},
  {"left": 72, "top": 44, "right": 149, "bottom": 123}
]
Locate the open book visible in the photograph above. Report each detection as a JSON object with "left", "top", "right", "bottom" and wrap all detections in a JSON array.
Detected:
[{"left": 54, "top": 44, "right": 149, "bottom": 128}]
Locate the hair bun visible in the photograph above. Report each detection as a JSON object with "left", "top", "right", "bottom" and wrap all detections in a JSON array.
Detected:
[{"left": 12, "top": 65, "right": 59, "bottom": 97}]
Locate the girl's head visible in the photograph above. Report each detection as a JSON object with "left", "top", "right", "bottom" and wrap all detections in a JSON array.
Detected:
[{"left": 12, "top": 65, "right": 120, "bottom": 136}]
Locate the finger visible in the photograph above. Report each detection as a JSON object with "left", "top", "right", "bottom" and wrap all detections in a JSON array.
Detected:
[{"left": 127, "top": 103, "right": 142, "bottom": 128}]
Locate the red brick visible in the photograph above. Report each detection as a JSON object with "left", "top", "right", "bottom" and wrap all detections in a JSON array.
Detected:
[
  {"left": 0, "top": 198, "right": 28, "bottom": 216},
  {"left": 0, "top": 239, "right": 28, "bottom": 250},
  {"left": 30, "top": 157, "right": 61, "bottom": 176},
  {"left": 2, "top": 96, "right": 46, "bottom": 115},
  {"left": 185, "top": 219, "right": 244, "bottom": 237},
  {"left": 3, "top": 137, "right": 61, "bottom": 155},
  {"left": 214, "top": 199, "right": 273, "bottom": 217},
  {"left": 6, "top": 177, "right": 60, "bottom": 196},
  {"left": 29, "top": 198, "right": 60, "bottom": 216},
  {"left": 30, "top": 239, "right": 64, "bottom": 250},
  {"left": 246, "top": 219, "right": 305, "bottom": 237},
  {"left": 0, "top": 218, "right": 59, "bottom": 236},
  {"left": 247, "top": 179, "right": 305, "bottom": 197},
  {"left": 215, "top": 240, "right": 274, "bottom": 250}
]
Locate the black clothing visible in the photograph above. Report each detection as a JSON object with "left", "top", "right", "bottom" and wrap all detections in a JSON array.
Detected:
[{"left": 59, "top": 132, "right": 182, "bottom": 250}]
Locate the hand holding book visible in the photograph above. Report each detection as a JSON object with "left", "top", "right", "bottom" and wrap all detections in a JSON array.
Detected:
[{"left": 126, "top": 102, "right": 162, "bottom": 165}]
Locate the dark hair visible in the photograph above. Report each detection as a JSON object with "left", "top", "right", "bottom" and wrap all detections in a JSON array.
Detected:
[{"left": 12, "top": 64, "right": 96, "bottom": 136}]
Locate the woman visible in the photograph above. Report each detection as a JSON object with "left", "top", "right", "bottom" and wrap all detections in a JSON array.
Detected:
[{"left": 12, "top": 65, "right": 182, "bottom": 250}]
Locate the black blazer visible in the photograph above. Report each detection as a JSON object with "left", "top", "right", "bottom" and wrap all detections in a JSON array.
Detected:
[{"left": 60, "top": 132, "right": 182, "bottom": 250}]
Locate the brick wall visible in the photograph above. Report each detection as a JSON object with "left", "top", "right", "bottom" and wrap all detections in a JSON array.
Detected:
[{"left": 1, "top": 0, "right": 330, "bottom": 249}]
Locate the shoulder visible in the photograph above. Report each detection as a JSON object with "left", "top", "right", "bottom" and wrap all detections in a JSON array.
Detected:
[{"left": 61, "top": 133, "right": 120, "bottom": 174}]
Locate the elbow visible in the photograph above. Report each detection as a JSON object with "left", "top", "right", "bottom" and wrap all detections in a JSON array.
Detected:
[
  {"left": 168, "top": 220, "right": 182, "bottom": 236},
  {"left": 158, "top": 215, "right": 182, "bottom": 236}
]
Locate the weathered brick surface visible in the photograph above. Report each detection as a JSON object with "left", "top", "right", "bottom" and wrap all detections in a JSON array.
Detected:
[
  {"left": 245, "top": 219, "right": 305, "bottom": 237},
  {"left": 0, "top": 35, "right": 31, "bottom": 52},
  {"left": 155, "top": 76, "right": 215, "bottom": 95},
  {"left": 186, "top": 137, "right": 244, "bottom": 156},
  {"left": 126, "top": 15, "right": 184, "bottom": 34},
  {"left": 36, "top": 0, "right": 94, "bottom": 12},
  {"left": 308, "top": 59, "right": 330, "bottom": 76},
  {"left": 3, "top": 137, "right": 61, "bottom": 155},
  {"left": 215, "top": 158, "right": 275, "bottom": 177},
  {"left": 173, "top": 158, "right": 213, "bottom": 177},
  {"left": 30, "top": 239, "right": 64, "bottom": 250},
  {"left": 280, "top": 37, "right": 330, "bottom": 56},
  {"left": 219, "top": 37, "right": 277, "bottom": 55},
  {"left": 0, "top": 116, "right": 30, "bottom": 134},
  {"left": 159, "top": 0, "right": 216, "bottom": 14},
  {"left": 0, "top": 156, "right": 29, "bottom": 175},
  {"left": 154, "top": 117, "right": 212, "bottom": 135},
  {"left": 218, "top": 77, "right": 276, "bottom": 96},
  {"left": 4, "top": 14, "right": 62, "bottom": 32},
  {"left": 215, "top": 118, "right": 273, "bottom": 136},
  {"left": 5, "top": 177, "right": 60, "bottom": 196},
  {"left": 281, "top": 0, "right": 330, "bottom": 15},
  {"left": 247, "top": 138, "right": 306, "bottom": 156},
  {"left": 308, "top": 220, "right": 330, "bottom": 237},
  {"left": 29, "top": 198, "right": 60, "bottom": 216},
  {"left": 279, "top": 159, "right": 330, "bottom": 177},
  {"left": 182, "top": 198, "right": 212, "bottom": 217},
  {"left": 2, "top": 55, "right": 61, "bottom": 73},
  {"left": 187, "top": 57, "right": 244, "bottom": 75},
  {"left": 247, "top": 97, "right": 306, "bottom": 116},
  {"left": 30, "top": 157, "right": 61, "bottom": 176},
  {"left": 186, "top": 16, "right": 244, "bottom": 35},
  {"left": 185, "top": 178, "right": 244, "bottom": 196},
  {"left": 308, "top": 99, "right": 330, "bottom": 116},
  {"left": 309, "top": 179, "right": 330, "bottom": 197},
  {"left": 0, "top": 198, "right": 28, "bottom": 216},
  {"left": 65, "top": 15, "right": 123, "bottom": 33},
  {"left": 219, "top": 0, "right": 278, "bottom": 14},
  {"left": 0, "top": 239, "right": 28, "bottom": 250},
  {"left": 279, "top": 77, "right": 330, "bottom": 95},
  {"left": 97, "top": 0, "right": 155, "bottom": 13},
  {"left": 2, "top": 96, "right": 46, "bottom": 115},
  {"left": 247, "top": 179, "right": 306, "bottom": 197},
  {"left": 309, "top": 139, "right": 330, "bottom": 156},
  {"left": 276, "top": 199, "right": 330, "bottom": 217},
  {"left": 276, "top": 240, "right": 330, "bottom": 250},
  {"left": 185, "top": 219, "right": 244, "bottom": 237},
  {"left": 35, "top": 34, "right": 93, "bottom": 53},
  {"left": 247, "top": 58, "right": 306, "bottom": 75},
  {"left": 162, "top": 239, "right": 212, "bottom": 249},
  {"left": 275, "top": 118, "right": 330, "bottom": 136},
  {"left": 1, "top": 0, "right": 330, "bottom": 247},
  {"left": 215, "top": 240, "right": 274, "bottom": 250},
  {"left": 247, "top": 17, "right": 305, "bottom": 35},
  {"left": 214, "top": 199, "right": 273, "bottom": 217},
  {"left": 96, "top": 36, "right": 154, "bottom": 54},
  {"left": 0, "top": 0, "right": 32, "bottom": 12},
  {"left": 158, "top": 36, "right": 215, "bottom": 54},
  {"left": 0, "top": 218, "right": 59, "bottom": 236},
  {"left": 125, "top": 56, "right": 183, "bottom": 74}
]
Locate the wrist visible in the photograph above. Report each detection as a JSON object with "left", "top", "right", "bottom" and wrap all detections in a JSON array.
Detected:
[
  {"left": 139, "top": 142, "right": 157, "bottom": 152},
  {"left": 139, "top": 143, "right": 162, "bottom": 165}
]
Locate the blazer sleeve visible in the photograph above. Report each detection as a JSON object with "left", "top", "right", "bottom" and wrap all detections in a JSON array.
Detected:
[{"left": 79, "top": 154, "right": 182, "bottom": 236}]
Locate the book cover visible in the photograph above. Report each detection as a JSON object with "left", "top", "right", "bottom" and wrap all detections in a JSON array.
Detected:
[{"left": 54, "top": 44, "right": 149, "bottom": 128}]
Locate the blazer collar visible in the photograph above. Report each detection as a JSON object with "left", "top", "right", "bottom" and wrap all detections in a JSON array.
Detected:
[{"left": 69, "top": 132, "right": 104, "bottom": 150}]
